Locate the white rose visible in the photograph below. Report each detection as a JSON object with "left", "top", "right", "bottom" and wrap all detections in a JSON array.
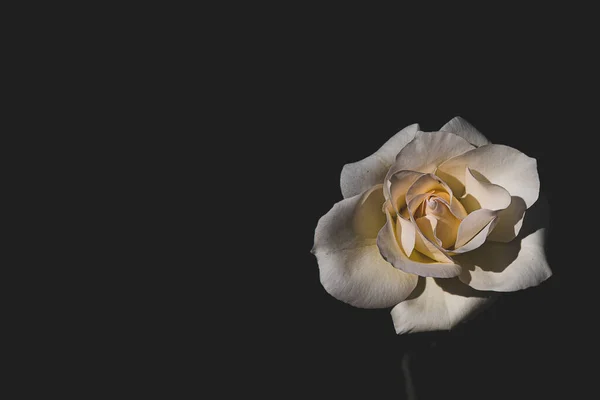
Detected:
[{"left": 312, "top": 117, "right": 552, "bottom": 334}]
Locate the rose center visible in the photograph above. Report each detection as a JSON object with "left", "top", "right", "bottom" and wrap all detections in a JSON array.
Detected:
[{"left": 425, "top": 198, "right": 443, "bottom": 217}]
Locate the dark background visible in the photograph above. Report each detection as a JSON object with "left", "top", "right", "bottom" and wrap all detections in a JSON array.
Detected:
[{"left": 249, "top": 43, "right": 586, "bottom": 399}]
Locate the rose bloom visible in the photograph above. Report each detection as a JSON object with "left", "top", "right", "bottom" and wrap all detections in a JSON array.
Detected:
[{"left": 312, "top": 117, "right": 552, "bottom": 334}]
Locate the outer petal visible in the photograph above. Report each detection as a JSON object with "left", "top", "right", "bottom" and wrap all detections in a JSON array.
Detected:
[
  {"left": 437, "top": 144, "right": 540, "bottom": 208},
  {"left": 352, "top": 184, "right": 386, "bottom": 238},
  {"left": 391, "top": 277, "right": 494, "bottom": 334},
  {"left": 461, "top": 167, "right": 511, "bottom": 212},
  {"left": 340, "top": 123, "right": 419, "bottom": 198},
  {"left": 389, "top": 131, "right": 475, "bottom": 176},
  {"left": 377, "top": 209, "right": 462, "bottom": 278},
  {"left": 440, "top": 116, "right": 491, "bottom": 147},
  {"left": 313, "top": 188, "right": 419, "bottom": 308},
  {"left": 486, "top": 197, "right": 528, "bottom": 243},
  {"left": 455, "top": 196, "right": 552, "bottom": 292}
]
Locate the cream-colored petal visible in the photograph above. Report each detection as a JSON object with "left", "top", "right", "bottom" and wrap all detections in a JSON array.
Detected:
[
  {"left": 388, "top": 131, "right": 475, "bottom": 177},
  {"left": 407, "top": 192, "right": 431, "bottom": 217},
  {"left": 440, "top": 116, "right": 491, "bottom": 147},
  {"left": 434, "top": 190, "right": 451, "bottom": 203},
  {"left": 449, "top": 197, "right": 468, "bottom": 219},
  {"left": 416, "top": 215, "right": 441, "bottom": 246},
  {"left": 456, "top": 229, "right": 551, "bottom": 291},
  {"left": 486, "top": 196, "right": 528, "bottom": 243},
  {"left": 313, "top": 190, "right": 419, "bottom": 308},
  {"left": 451, "top": 217, "right": 497, "bottom": 254},
  {"left": 406, "top": 173, "right": 449, "bottom": 206},
  {"left": 434, "top": 190, "right": 468, "bottom": 219},
  {"left": 437, "top": 144, "right": 540, "bottom": 208},
  {"left": 427, "top": 200, "right": 461, "bottom": 249},
  {"left": 407, "top": 193, "right": 454, "bottom": 263},
  {"left": 352, "top": 184, "right": 386, "bottom": 238},
  {"left": 391, "top": 277, "right": 494, "bottom": 334},
  {"left": 377, "top": 209, "right": 462, "bottom": 278},
  {"left": 456, "top": 196, "right": 552, "bottom": 291},
  {"left": 405, "top": 174, "right": 466, "bottom": 221},
  {"left": 382, "top": 171, "right": 424, "bottom": 257},
  {"left": 462, "top": 167, "right": 511, "bottom": 212},
  {"left": 396, "top": 215, "right": 416, "bottom": 257},
  {"left": 386, "top": 170, "right": 424, "bottom": 213},
  {"left": 436, "top": 219, "right": 459, "bottom": 249},
  {"left": 435, "top": 190, "right": 468, "bottom": 219},
  {"left": 413, "top": 228, "right": 454, "bottom": 263},
  {"left": 454, "top": 209, "right": 497, "bottom": 249},
  {"left": 340, "top": 123, "right": 420, "bottom": 198},
  {"left": 405, "top": 177, "right": 456, "bottom": 263}
]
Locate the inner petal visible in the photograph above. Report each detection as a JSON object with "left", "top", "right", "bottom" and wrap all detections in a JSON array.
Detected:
[
  {"left": 412, "top": 191, "right": 436, "bottom": 218},
  {"left": 454, "top": 208, "right": 497, "bottom": 249},
  {"left": 425, "top": 198, "right": 442, "bottom": 216},
  {"left": 425, "top": 198, "right": 460, "bottom": 249},
  {"left": 386, "top": 170, "right": 424, "bottom": 215},
  {"left": 407, "top": 197, "right": 455, "bottom": 262},
  {"left": 432, "top": 189, "right": 467, "bottom": 220},
  {"left": 416, "top": 215, "right": 441, "bottom": 246},
  {"left": 405, "top": 174, "right": 462, "bottom": 261},
  {"left": 407, "top": 173, "right": 467, "bottom": 220},
  {"left": 406, "top": 174, "right": 449, "bottom": 206}
]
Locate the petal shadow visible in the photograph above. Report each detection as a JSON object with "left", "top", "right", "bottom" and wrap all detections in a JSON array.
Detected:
[{"left": 454, "top": 194, "right": 550, "bottom": 282}]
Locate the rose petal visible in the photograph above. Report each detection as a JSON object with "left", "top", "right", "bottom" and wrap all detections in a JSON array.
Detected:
[
  {"left": 340, "top": 123, "right": 419, "bottom": 198},
  {"left": 486, "top": 197, "right": 528, "bottom": 242},
  {"left": 440, "top": 116, "right": 491, "bottom": 147},
  {"left": 391, "top": 277, "right": 494, "bottom": 334},
  {"left": 454, "top": 209, "right": 497, "bottom": 249},
  {"left": 456, "top": 229, "right": 551, "bottom": 291},
  {"left": 386, "top": 170, "right": 424, "bottom": 214},
  {"left": 404, "top": 173, "right": 466, "bottom": 222},
  {"left": 407, "top": 195, "right": 455, "bottom": 263},
  {"left": 313, "top": 188, "right": 419, "bottom": 308},
  {"left": 451, "top": 216, "right": 497, "bottom": 254},
  {"left": 437, "top": 144, "right": 540, "bottom": 208},
  {"left": 352, "top": 184, "right": 386, "bottom": 238},
  {"left": 405, "top": 175, "right": 456, "bottom": 263},
  {"left": 426, "top": 200, "right": 460, "bottom": 249},
  {"left": 395, "top": 213, "right": 416, "bottom": 257},
  {"left": 416, "top": 215, "right": 441, "bottom": 246},
  {"left": 434, "top": 191, "right": 468, "bottom": 220},
  {"left": 434, "top": 191, "right": 451, "bottom": 203},
  {"left": 456, "top": 196, "right": 552, "bottom": 291},
  {"left": 462, "top": 167, "right": 512, "bottom": 212},
  {"left": 387, "top": 131, "right": 475, "bottom": 178},
  {"left": 406, "top": 174, "right": 449, "bottom": 207},
  {"left": 413, "top": 228, "right": 454, "bottom": 263},
  {"left": 382, "top": 171, "right": 426, "bottom": 257},
  {"left": 377, "top": 209, "right": 462, "bottom": 278}
]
